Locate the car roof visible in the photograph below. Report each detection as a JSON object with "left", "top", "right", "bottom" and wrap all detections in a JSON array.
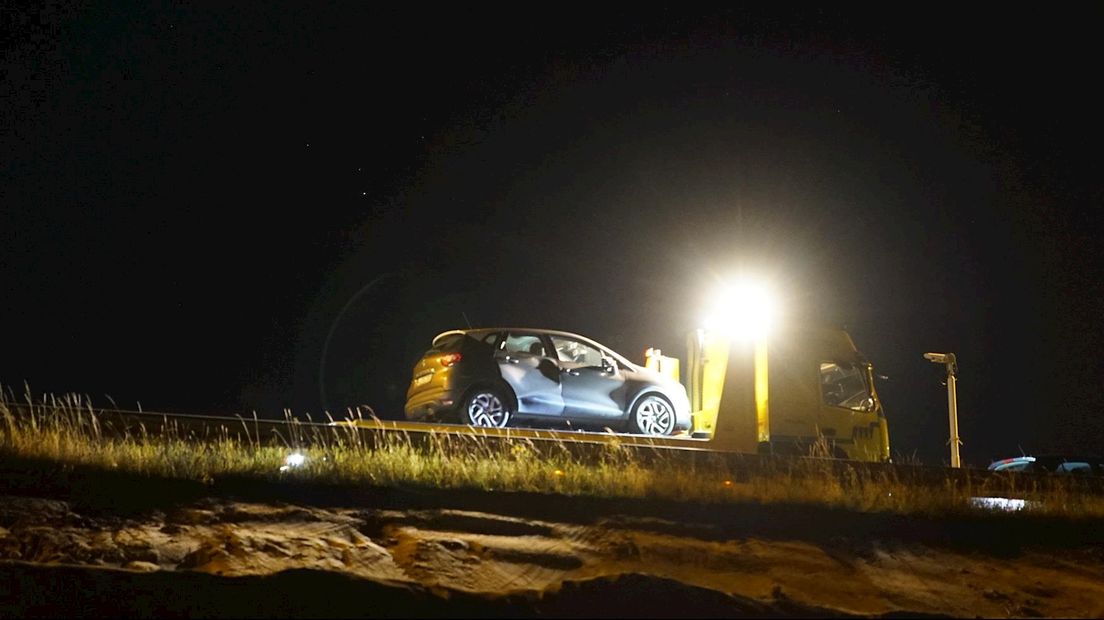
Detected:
[
  {"left": 431, "top": 327, "right": 637, "bottom": 367},
  {"left": 1031, "top": 454, "right": 1104, "bottom": 464},
  {"left": 989, "top": 455, "right": 1104, "bottom": 471},
  {"left": 991, "top": 455, "right": 1104, "bottom": 463},
  {"left": 988, "top": 456, "right": 1035, "bottom": 469}
]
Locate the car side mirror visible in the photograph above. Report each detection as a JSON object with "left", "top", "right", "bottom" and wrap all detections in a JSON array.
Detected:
[{"left": 601, "top": 356, "right": 618, "bottom": 375}]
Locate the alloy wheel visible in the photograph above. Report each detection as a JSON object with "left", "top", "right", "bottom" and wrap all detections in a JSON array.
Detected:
[
  {"left": 635, "top": 395, "right": 675, "bottom": 435},
  {"left": 467, "top": 392, "right": 508, "bottom": 428}
]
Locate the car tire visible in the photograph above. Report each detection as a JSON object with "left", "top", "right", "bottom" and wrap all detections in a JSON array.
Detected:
[
  {"left": 461, "top": 385, "right": 512, "bottom": 429},
  {"left": 628, "top": 394, "right": 676, "bottom": 436}
]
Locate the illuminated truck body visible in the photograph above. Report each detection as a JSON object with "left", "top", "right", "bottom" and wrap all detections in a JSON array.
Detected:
[{"left": 647, "top": 326, "right": 891, "bottom": 461}]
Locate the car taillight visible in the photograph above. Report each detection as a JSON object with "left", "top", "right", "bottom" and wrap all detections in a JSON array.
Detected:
[{"left": 437, "top": 352, "right": 462, "bottom": 367}]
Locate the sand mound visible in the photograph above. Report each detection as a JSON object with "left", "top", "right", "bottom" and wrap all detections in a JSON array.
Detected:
[{"left": 1, "top": 494, "right": 1102, "bottom": 617}]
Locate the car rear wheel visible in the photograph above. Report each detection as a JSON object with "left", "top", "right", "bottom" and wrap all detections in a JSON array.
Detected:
[
  {"left": 629, "top": 394, "right": 676, "bottom": 436},
  {"left": 462, "top": 386, "right": 511, "bottom": 428}
]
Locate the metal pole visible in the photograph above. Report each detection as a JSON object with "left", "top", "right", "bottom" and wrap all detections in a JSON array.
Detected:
[
  {"left": 925, "top": 351, "right": 961, "bottom": 468},
  {"left": 946, "top": 368, "right": 960, "bottom": 468}
]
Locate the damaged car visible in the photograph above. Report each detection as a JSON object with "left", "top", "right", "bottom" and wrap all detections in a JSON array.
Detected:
[{"left": 404, "top": 328, "right": 691, "bottom": 436}]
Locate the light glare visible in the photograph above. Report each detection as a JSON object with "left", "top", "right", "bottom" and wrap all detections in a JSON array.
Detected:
[
  {"left": 703, "top": 278, "right": 779, "bottom": 340},
  {"left": 970, "top": 496, "right": 1029, "bottom": 512}
]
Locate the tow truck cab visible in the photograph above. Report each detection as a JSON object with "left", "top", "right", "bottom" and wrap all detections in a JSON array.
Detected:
[{"left": 674, "top": 325, "right": 891, "bottom": 462}]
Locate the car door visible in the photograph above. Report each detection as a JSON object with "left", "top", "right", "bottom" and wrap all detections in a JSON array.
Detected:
[
  {"left": 551, "top": 335, "right": 626, "bottom": 420},
  {"left": 495, "top": 332, "right": 564, "bottom": 416}
]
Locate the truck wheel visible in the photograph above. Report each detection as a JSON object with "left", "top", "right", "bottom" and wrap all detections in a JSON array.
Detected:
[
  {"left": 629, "top": 394, "right": 675, "bottom": 436},
  {"left": 462, "top": 386, "right": 511, "bottom": 428}
]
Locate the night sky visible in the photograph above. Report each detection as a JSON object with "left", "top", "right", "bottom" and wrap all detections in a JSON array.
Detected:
[{"left": 3, "top": 4, "right": 1101, "bottom": 466}]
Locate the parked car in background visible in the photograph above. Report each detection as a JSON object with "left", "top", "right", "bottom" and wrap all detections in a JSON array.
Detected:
[
  {"left": 404, "top": 328, "right": 692, "bottom": 436},
  {"left": 988, "top": 455, "right": 1104, "bottom": 475}
]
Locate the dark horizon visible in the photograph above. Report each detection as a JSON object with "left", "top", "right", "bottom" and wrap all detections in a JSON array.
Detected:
[{"left": 3, "top": 4, "right": 1101, "bottom": 467}]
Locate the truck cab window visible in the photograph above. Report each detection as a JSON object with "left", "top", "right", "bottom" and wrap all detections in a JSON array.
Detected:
[{"left": 820, "top": 361, "right": 874, "bottom": 411}]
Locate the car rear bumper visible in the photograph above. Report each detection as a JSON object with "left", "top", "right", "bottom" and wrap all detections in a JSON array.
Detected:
[{"left": 404, "top": 386, "right": 461, "bottom": 421}]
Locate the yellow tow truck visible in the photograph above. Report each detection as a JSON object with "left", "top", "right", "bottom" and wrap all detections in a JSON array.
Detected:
[{"left": 646, "top": 325, "right": 891, "bottom": 462}]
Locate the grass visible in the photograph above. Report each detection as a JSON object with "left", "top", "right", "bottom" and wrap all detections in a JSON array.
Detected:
[{"left": 2, "top": 387, "right": 1104, "bottom": 519}]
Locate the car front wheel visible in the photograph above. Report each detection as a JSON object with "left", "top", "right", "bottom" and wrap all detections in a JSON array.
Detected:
[
  {"left": 461, "top": 386, "right": 512, "bottom": 429},
  {"left": 629, "top": 394, "right": 676, "bottom": 436}
]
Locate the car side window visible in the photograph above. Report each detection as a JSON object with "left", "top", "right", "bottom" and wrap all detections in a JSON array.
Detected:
[
  {"left": 551, "top": 336, "right": 605, "bottom": 366},
  {"left": 503, "top": 333, "right": 546, "bottom": 357}
]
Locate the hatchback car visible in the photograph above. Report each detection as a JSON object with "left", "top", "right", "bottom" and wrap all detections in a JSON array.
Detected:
[{"left": 404, "top": 328, "right": 692, "bottom": 436}]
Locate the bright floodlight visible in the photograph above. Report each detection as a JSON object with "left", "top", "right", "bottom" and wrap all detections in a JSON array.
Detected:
[{"left": 703, "top": 278, "right": 779, "bottom": 341}]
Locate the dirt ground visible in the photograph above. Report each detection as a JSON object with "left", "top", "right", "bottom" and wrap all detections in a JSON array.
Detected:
[{"left": 1, "top": 494, "right": 1103, "bottom": 618}]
